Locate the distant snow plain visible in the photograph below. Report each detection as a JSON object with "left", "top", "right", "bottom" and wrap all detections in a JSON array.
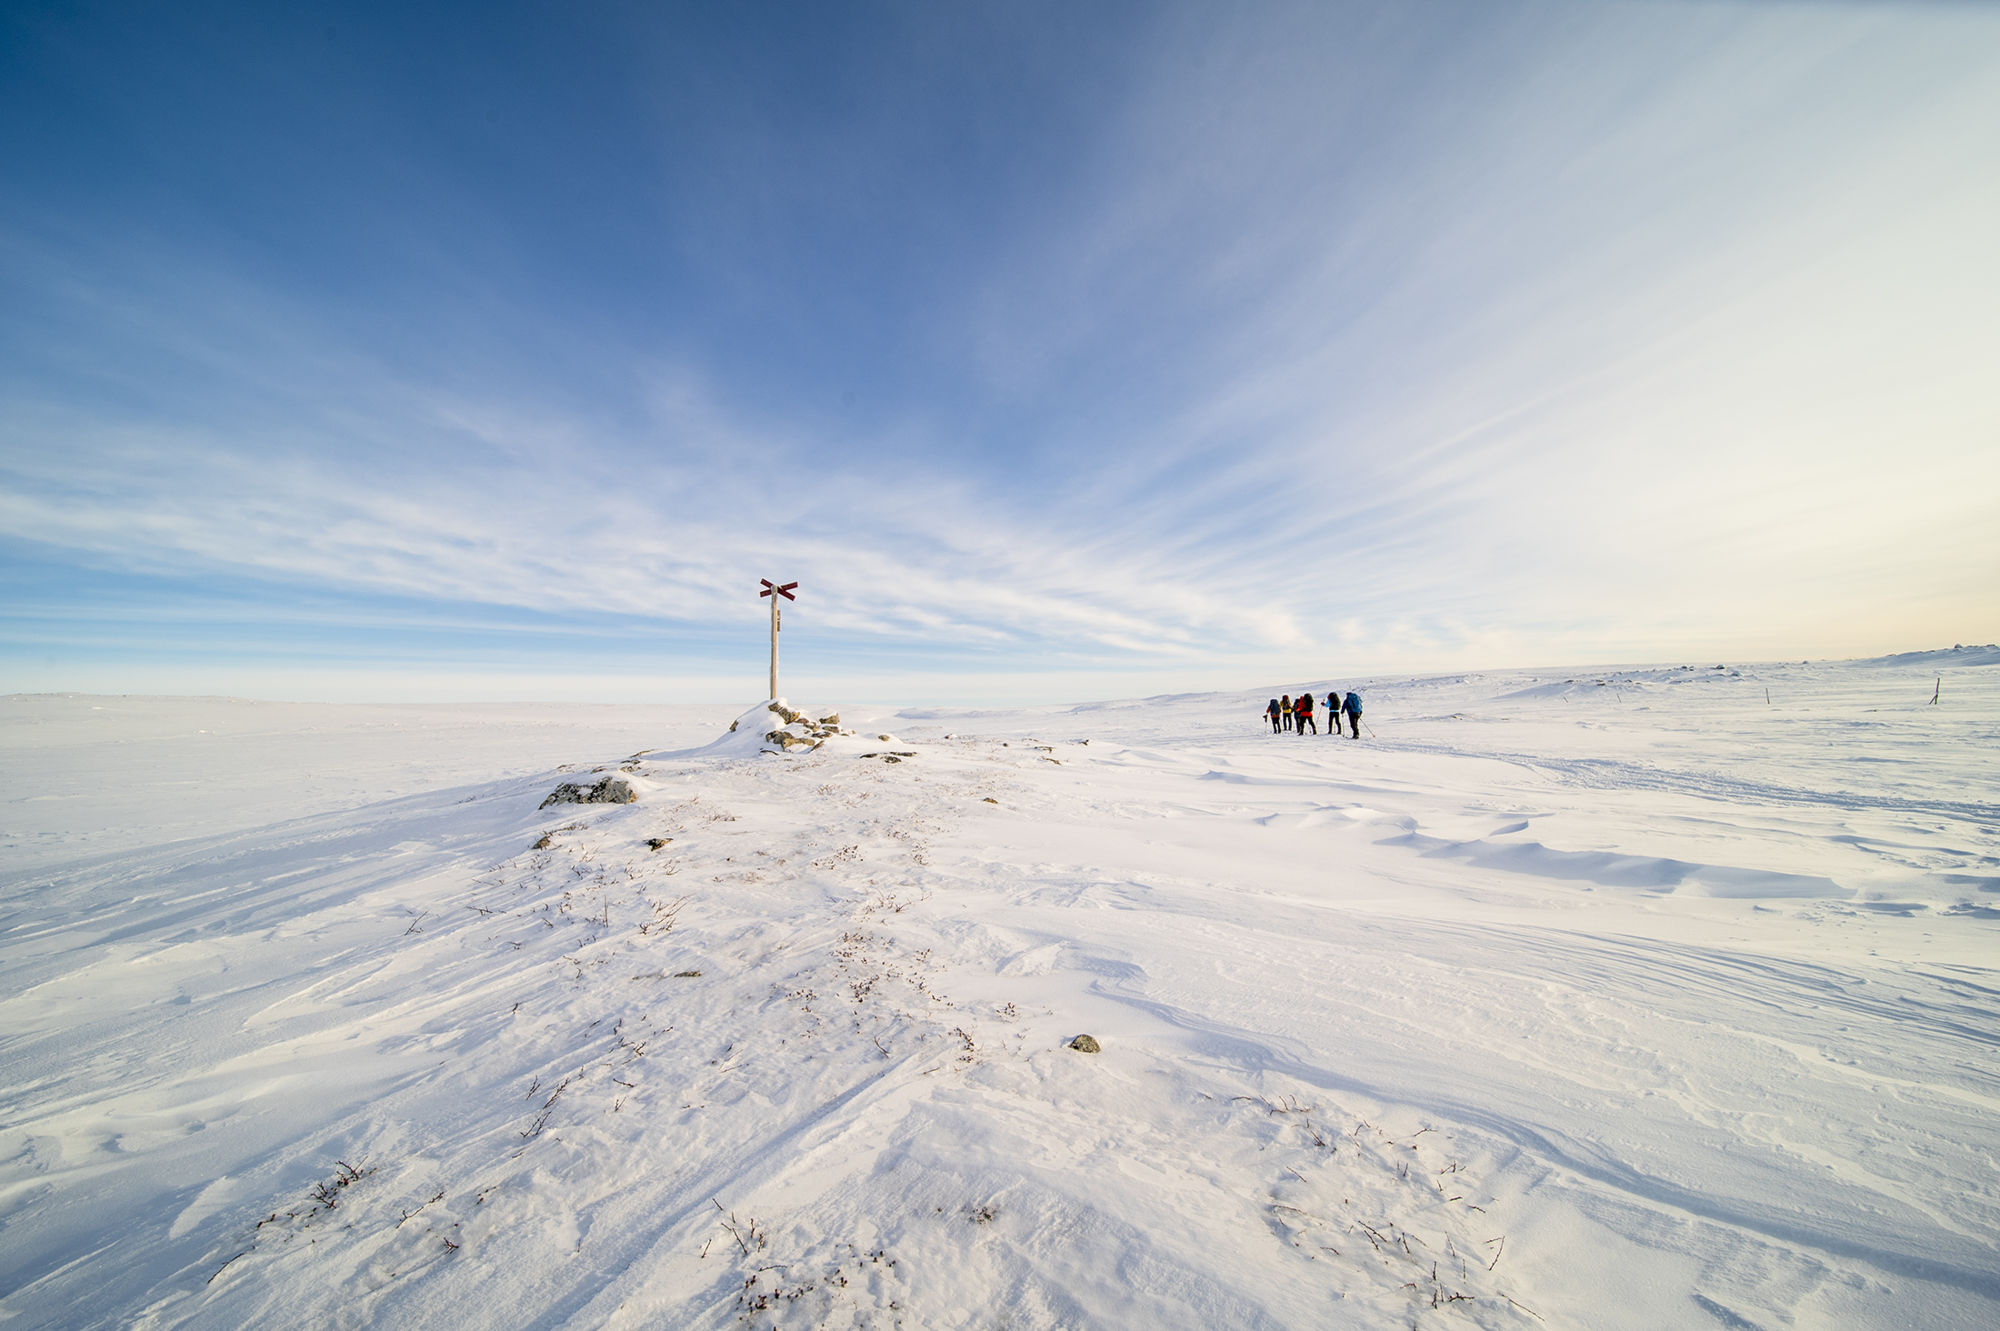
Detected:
[{"left": 2, "top": 650, "right": 1995, "bottom": 1330}]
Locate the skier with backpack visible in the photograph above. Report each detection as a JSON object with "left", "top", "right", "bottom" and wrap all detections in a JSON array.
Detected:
[
  {"left": 1265, "top": 698, "right": 1282, "bottom": 733},
  {"left": 1280, "top": 694, "right": 1293, "bottom": 732},
  {"left": 1295, "top": 689, "right": 1316, "bottom": 734},
  {"left": 1326, "top": 690, "right": 1343, "bottom": 736},
  {"left": 1343, "top": 689, "right": 1363, "bottom": 738}
]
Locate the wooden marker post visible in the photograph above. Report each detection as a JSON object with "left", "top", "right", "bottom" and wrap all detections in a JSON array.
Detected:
[{"left": 758, "top": 578, "right": 798, "bottom": 700}]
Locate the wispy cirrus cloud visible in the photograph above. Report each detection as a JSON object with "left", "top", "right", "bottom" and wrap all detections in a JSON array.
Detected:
[{"left": 3, "top": 1, "right": 1997, "bottom": 701}]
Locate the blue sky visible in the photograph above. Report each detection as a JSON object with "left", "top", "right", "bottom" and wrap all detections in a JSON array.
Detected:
[{"left": 3, "top": 0, "right": 1996, "bottom": 703}]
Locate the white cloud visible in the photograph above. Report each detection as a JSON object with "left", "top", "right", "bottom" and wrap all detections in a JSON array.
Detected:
[{"left": 5, "top": 0, "right": 1998, "bottom": 696}]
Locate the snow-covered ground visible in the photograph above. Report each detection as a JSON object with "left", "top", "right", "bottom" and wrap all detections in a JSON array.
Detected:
[{"left": 2, "top": 651, "right": 1996, "bottom": 1330}]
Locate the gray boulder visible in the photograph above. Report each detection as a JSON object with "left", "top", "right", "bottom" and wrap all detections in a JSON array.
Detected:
[{"left": 540, "top": 775, "right": 637, "bottom": 809}]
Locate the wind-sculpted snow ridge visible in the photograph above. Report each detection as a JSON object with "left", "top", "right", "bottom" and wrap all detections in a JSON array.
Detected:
[
  {"left": 1, "top": 726, "right": 1536, "bottom": 1330},
  {"left": 2, "top": 660, "right": 1997, "bottom": 1329}
]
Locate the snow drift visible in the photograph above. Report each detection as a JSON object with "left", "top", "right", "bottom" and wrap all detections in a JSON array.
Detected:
[{"left": 2, "top": 655, "right": 1996, "bottom": 1329}]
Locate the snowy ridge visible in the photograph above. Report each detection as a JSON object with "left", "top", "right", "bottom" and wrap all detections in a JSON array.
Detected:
[
  {"left": 1854, "top": 644, "right": 2000, "bottom": 669},
  {"left": 2, "top": 658, "right": 1997, "bottom": 1329}
]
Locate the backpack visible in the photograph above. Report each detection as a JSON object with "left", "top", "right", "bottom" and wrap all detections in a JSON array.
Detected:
[{"left": 1345, "top": 691, "right": 1362, "bottom": 715}]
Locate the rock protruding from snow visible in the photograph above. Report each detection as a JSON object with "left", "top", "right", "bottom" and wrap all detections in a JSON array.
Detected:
[
  {"left": 539, "top": 775, "right": 636, "bottom": 809},
  {"left": 665, "top": 700, "right": 901, "bottom": 761},
  {"left": 728, "top": 699, "right": 860, "bottom": 754},
  {"left": 1069, "top": 1034, "right": 1102, "bottom": 1053},
  {"left": 763, "top": 701, "right": 853, "bottom": 752}
]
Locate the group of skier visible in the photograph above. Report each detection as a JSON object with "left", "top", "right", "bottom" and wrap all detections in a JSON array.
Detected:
[{"left": 1267, "top": 689, "right": 1364, "bottom": 738}]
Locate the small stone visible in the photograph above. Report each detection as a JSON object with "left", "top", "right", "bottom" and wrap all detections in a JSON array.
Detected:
[
  {"left": 533, "top": 833, "right": 553, "bottom": 850},
  {"left": 646, "top": 837, "right": 671, "bottom": 850},
  {"left": 1068, "top": 1034, "right": 1101, "bottom": 1054},
  {"left": 982, "top": 797, "right": 998, "bottom": 804},
  {"left": 877, "top": 734, "right": 894, "bottom": 741}
]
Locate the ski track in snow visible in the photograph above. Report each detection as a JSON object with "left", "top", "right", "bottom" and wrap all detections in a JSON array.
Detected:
[{"left": 1, "top": 656, "right": 1997, "bottom": 1329}]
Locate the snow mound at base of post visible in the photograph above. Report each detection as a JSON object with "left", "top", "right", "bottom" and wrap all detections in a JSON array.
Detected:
[{"left": 663, "top": 699, "right": 905, "bottom": 759}]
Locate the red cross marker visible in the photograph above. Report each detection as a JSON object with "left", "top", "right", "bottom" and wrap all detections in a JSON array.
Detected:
[{"left": 759, "top": 580, "right": 798, "bottom": 601}]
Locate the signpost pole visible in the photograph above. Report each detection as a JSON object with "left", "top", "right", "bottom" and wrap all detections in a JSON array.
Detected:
[{"left": 758, "top": 579, "right": 799, "bottom": 702}]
